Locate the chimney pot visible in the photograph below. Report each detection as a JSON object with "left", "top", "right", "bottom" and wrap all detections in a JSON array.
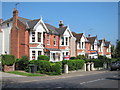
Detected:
[
  {"left": 13, "top": 8, "right": 18, "bottom": 27},
  {"left": 59, "top": 20, "right": 64, "bottom": 28},
  {"left": 88, "top": 34, "right": 91, "bottom": 37}
]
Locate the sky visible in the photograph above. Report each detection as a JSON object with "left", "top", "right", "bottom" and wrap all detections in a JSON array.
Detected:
[{"left": 2, "top": 2, "right": 118, "bottom": 45}]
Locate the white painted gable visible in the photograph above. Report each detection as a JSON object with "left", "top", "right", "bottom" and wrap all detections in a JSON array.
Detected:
[
  {"left": 33, "top": 18, "right": 49, "bottom": 32},
  {"left": 63, "top": 27, "right": 73, "bottom": 37},
  {"left": 63, "top": 29, "right": 71, "bottom": 37},
  {"left": 35, "top": 24, "right": 46, "bottom": 32}
]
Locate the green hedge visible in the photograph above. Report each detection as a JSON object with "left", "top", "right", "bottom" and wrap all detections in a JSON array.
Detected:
[
  {"left": 29, "top": 60, "right": 62, "bottom": 75},
  {"left": 2, "top": 55, "right": 16, "bottom": 66},
  {"left": 84, "top": 59, "right": 104, "bottom": 68},
  {"left": 62, "top": 59, "right": 85, "bottom": 71},
  {"left": 37, "top": 55, "right": 49, "bottom": 61},
  {"left": 110, "top": 58, "right": 120, "bottom": 63},
  {"left": 15, "top": 56, "right": 29, "bottom": 70}
]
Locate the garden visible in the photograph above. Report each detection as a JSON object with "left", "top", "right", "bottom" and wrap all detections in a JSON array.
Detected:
[{"left": 1, "top": 54, "right": 120, "bottom": 76}]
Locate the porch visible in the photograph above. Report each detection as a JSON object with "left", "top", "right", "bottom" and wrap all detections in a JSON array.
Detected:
[{"left": 44, "top": 48, "right": 63, "bottom": 62}]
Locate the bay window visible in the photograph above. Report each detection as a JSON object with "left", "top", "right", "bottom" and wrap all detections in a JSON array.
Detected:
[
  {"left": 66, "top": 37, "right": 68, "bottom": 46},
  {"left": 38, "top": 32, "right": 41, "bottom": 42},
  {"left": 32, "top": 51, "right": 35, "bottom": 60}
]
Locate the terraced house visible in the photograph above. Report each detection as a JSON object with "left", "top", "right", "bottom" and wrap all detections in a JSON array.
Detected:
[{"left": 0, "top": 8, "right": 112, "bottom": 62}]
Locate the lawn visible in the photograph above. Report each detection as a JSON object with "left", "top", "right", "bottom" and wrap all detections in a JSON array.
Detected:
[{"left": 6, "top": 71, "right": 44, "bottom": 76}]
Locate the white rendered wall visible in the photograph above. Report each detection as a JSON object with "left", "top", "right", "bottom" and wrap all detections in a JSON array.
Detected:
[
  {"left": 77, "top": 35, "right": 86, "bottom": 49},
  {"left": 70, "top": 37, "right": 76, "bottom": 57},
  {"left": 0, "top": 30, "right": 3, "bottom": 55},
  {"left": 1, "top": 22, "right": 12, "bottom": 54}
]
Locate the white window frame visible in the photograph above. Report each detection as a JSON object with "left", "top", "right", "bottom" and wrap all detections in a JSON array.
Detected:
[
  {"left": 47, "top": 35, "right": 50, "bottom": 45},
  {"left": 37, "top": 32, "right": 41, "bottom": 42},
  {"left": 54, "top": 36, "right": 56, "bottom": 46}
]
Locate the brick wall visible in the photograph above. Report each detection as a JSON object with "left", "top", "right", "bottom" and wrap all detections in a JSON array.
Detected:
[
  {"left": 44, "top": 33, "right": 59, "bottom": 49},
  {"left": 4, "top": 64, "right": 15, "bottom": 72},
  {"left": 10, "top": 20, "right": 29, "bottom": 58}
]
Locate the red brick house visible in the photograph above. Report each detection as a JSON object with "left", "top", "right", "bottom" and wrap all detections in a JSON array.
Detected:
[
  {"left": 98, "top": 39, "right": 111, "bottom": 58},
  {"left": 0, "top": 8, "right": 112, "bottom": 61},
  {"left": 72, "top": 32, "right": 87, "bottom": 56},
  {"left": 85, "top": 35, "right": 99, "bottom": 59},
  {"left": 1, "top": 8, "right": 75, "bottom": 61}
]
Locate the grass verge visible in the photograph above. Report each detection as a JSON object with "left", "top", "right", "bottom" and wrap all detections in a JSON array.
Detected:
[{"left": 6, "top": 71, "right": 44, "bottom": 76}]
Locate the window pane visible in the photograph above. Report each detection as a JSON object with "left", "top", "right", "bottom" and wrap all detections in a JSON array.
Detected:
[
  {"left": 47, "top": 35, "right": 50, "bottom": 45},
  {"left": 38, "top": 32, "right": 41, "bottom": 42},
  {"left": 32, "top": 32, "right": 35, "bottom": 42},
  {"left": 79, "top": 42, "right": 81, "bottom": 49},
  {"left": 38, "top": 51, "right": 42, "bottom": 56},
  {"left": 66, "top": 37, "right": 68, "bottom": 45},
  {"left": 54, "top": 36, "right": 56, "bottom": 46},
  {"left": 32, "top": 51, "right": 35, "bottom": 60},
  {"left": 61, "top": 37, "right": 64, "bottom": 45}
]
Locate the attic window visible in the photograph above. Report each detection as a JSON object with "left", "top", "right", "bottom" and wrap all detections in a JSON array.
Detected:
[{"left": 7, "top": 23, "right": 9, "bottom": 27}]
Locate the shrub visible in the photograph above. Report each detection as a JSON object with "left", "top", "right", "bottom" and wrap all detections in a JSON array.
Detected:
[
  {"left": 76, "top": 55, "right": 86, "bottom": 60},
  {"left": 70, "top": 57, "right": 76, "bottom": 60},
  {"left": 2, "top": 55, "right": 16, "bottom": 66},
  {"left": 84, "top": 59, "right": 104, "bottom": 68},
  {"left": 16, "top": 56, "right": 29, "bottom": 70},
  {"left": 37, "top": 55, "right": 49, "bottom": 61},
  {"left": 29, "top": 60, "right": 62, "bottom": 75},
  {"left": 62, "top": 59, "right": 85, "bottom": 71}
]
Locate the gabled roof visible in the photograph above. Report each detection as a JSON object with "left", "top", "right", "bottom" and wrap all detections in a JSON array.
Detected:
[
  {"left": 87, "top": 36, "right": 97, "bottom": 44},
  {"left": 45, "top": 23, "right": 59, "bottom": 35},
  {"left": 18, "top": 17, "right": 31, "bottom": 25},
  {"left": 105, "top": 41, "right": 110, "bottom": 47},
  {"left": 45, "top": 23, "right": 68, "bottom": 35},
  {"left": 2, "top": 17, "right": 31, "bottom": 25},
  {"left": 56, "top": 26, "right": 68, "bottom": 35},
  {"left": 2, "top": 18, "right": 13, "bottom": 24},
  {"left": 27, "top": 19, "right": 40, "bottom": 29},
  {"left": 98, "top": 40, "right": 102, "bottom": 46},
  {"left": 72, "top": 32, "right": 83, "bottom": 42}
]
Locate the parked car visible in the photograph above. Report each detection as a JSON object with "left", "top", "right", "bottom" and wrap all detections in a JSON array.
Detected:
[{"left": 110, "top": 61, "right": 120, "bottom": 71}]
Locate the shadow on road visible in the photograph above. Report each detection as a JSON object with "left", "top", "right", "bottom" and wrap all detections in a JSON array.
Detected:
[{"left": 106, "top": 77, "right": 120, "bottom": 80}]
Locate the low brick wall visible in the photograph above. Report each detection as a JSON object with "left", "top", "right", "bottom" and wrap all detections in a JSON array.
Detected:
[{"left": 4, "top": 64, "right": 15, "bottom": 72}]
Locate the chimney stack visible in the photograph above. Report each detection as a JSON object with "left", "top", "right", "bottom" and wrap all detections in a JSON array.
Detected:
[
  {"left": 13, "top": 8, "right": 18, "bottom": 26},
  {"left": 88, "top": 34, "right": 91, "bottom": 37},
  {"left": 0, "top": 19, "right": 3, "bottom": 32},
  {"left": 59, "top": 20, "right": 64, "bottom": 28}
]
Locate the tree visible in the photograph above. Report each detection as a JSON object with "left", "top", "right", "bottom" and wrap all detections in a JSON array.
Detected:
[
  {"left": 115, "top": 40, "right": 120, "bottom": 58},
  {"left": 111, "top": 45, "right": 115, "bottom": 58}
]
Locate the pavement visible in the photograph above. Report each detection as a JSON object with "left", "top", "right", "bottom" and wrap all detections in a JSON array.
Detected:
[{"left": 0, "top": 71, "right": 26, "bottom": 78}]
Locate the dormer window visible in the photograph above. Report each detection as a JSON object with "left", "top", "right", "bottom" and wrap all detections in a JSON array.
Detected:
[{"left": 7, "top": 23, "right": 9, "bottom": 27}]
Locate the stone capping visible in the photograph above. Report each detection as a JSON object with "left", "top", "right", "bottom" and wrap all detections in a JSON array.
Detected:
[{"left": 4, "top": 64, "right": 15, "bottom": 72}]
